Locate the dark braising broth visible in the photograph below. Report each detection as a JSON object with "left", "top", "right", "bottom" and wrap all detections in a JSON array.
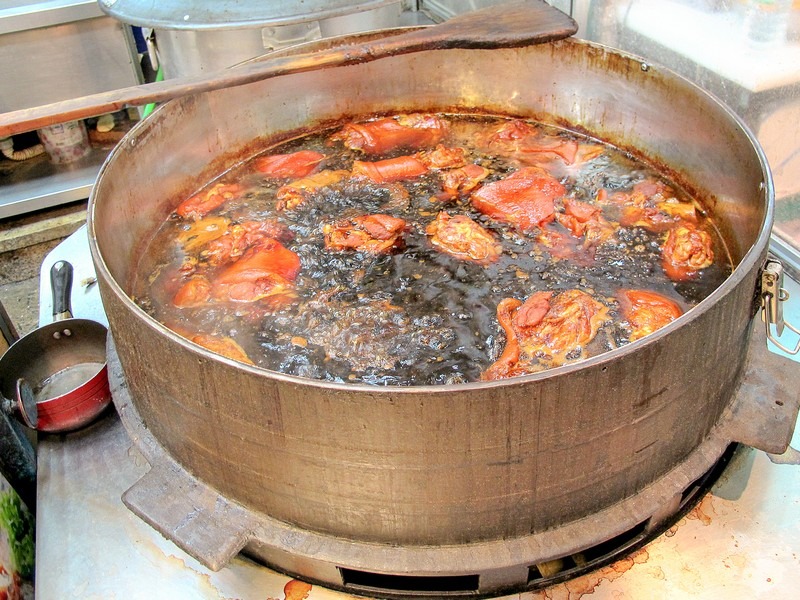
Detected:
[{"left": 132, "top": 114, "right": 731, "bottom": 385}]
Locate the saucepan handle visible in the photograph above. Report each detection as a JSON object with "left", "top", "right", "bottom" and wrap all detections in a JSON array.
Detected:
[
  {"left": 50, "top": 260, "right": 74, "bottom": 322},
  {"left": 1, "top": 378, "right": 37, "bottom": 429},
  {"left": 14, "top": 379, "right": 38, "bottom": 430}
]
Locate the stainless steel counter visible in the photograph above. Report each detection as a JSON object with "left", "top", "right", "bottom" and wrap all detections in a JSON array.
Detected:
[
  {"left": 35, "top": 228, "right": 800, "bottom": 599},
  {"left": 0, "top": 0, "right": 142, "bottom": 218},
  {"left": 0, "top": 147, "right": 107, "bottom": 219}
]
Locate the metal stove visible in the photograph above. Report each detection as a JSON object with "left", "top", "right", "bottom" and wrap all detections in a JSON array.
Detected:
[{"left": 32, "top": 226, "right": 800, "bottom": 599}]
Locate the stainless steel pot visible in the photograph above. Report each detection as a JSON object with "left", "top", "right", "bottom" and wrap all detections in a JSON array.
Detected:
[
  {"left": 100, "top": 0, "right": 405, "bottom": 78},
  {"left": 88, "top": 31, "right": 794, "bottom": 594}
]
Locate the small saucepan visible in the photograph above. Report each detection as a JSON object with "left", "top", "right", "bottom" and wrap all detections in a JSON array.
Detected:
[{"left": 0, "top": 261, "right": 111, "bottom": 433}]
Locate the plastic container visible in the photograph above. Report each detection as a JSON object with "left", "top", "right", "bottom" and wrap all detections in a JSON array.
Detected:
[{"left": 37, "top": 120, "right": 91, "bottom": 164}]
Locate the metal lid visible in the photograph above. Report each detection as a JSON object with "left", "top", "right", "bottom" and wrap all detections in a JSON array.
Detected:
[{"left": 98, "top": 0, "right": 400, "bottom": 30}]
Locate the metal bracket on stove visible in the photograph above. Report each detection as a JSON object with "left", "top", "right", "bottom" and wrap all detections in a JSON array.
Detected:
[
  {"left": 724, "top": 324, "right": 800, "bottom": 454},
  {"left": 760, "top": 259, "right": 800, "bottom": 355}
]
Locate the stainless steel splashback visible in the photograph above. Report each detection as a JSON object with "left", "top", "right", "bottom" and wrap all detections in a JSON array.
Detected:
[{"left": 0, "top": 0, "right": 141, "bottom": 112}]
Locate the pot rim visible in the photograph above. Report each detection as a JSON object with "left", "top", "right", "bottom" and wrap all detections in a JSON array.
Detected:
[{"left": 88, "top": 36, "right": 775, "bottom": 394}]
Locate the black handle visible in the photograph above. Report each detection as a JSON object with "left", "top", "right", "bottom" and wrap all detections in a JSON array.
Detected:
[{"left": 50, "top": 260, "right": 74, "bottom": 321}]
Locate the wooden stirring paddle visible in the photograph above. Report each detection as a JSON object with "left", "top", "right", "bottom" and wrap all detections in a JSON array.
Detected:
[{"left": 0, "top": 0, "right": 577, "bottom": 137}]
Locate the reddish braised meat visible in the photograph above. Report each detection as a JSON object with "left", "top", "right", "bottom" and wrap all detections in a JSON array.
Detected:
[
  {"left": 484, "top": 120, "right": 604, "bottom": 168},
  {"left": 620, "top": 200, "right": 698, "bottom": 232},
  {"left": 618, "top": 289, "right": 683, "bottom": 341},
  {"left": 661, "top": 224, "right": 714, "bottom": 281},
  {"left": 519, "top": 289, "right": 609, "bottom": 360},
  {"left": 471, "top": 167, "right": 565, "bottom": 231},
  {"left": 175, "top": 183, "right": 243, "bottom": 219},
  {"left": 557, "top": 197, "right": 601, "bottom": 235},
  {"left": 210, "top": 239, "right": 301, "bottom": 304},
  {"left": 173, "top": 276, "right": 212, "bottom": 308},
  {"left": 482, "top": 289, "right": 610, "bottom": 380},
  {"left": 521, "top": 134, "right": 579, "bottom": 164},
  {"left": 324, "top": 214, "right": 407, "bottom": 254},
  {"left": 536, "top": 226, "right": 581, "bottom": 261},
  {"left": 520, "top": 138, "right": 606, "bottom": 168},
  {"left": 426, "top": 212, "right": 502, "bottom": 265},
  {"left": 484, "top": 120, "right": 573, "bottom": 166},
  {"left": 479, "top": 297, "right": 527, "bottom": 381},
  {"left": 601, "top": 178, "right": 674, "bottom": 208},
  {"left": 202, "top": 220, "right": 294, "bottom": 266},
  {"left": 556, "top": 197, "right": 616, "bottom": 249},
  {"left": 512, "top": 291, "right": 554, "bottom": 336},
  {"left": 190, "top": 333, "right": 254, "bottom": 365},
  {"left": 330, "top": 113, "right": 447, "bottom": 155},
  {"left": 599, "top": 177, "right": 698, "bottom": 232},
  {"left": 417, "top": 145, "right": 467, "bottom": 170},
  {"left": 439, "top": 164, "right": 491, "bottom": 200},
  {"left": 140, "top": 113, "right": 728, "bottom": 384},
  {"left": 175, "top": 216, "right": 230, "bottom": 251},
  {"left": 485, "top": 120, "right": 538, "bottom": 146},
  {"left": 254, "top": 150, "right": 325, "bottom": 178},
  {"left": 213, "top": 271, "right": 297, "bottom": 305},
  {"left": 215, "top": 238, "right": 300, "bottom": 281},
  {"left": 275, "top": 170, "right": 349, "bottom": 211},
  {"left": 352, "top": 156, "right": 428, "bottom": 183},
  {"left": 174, "top": 238, "right": 300, "bottom": 308}
]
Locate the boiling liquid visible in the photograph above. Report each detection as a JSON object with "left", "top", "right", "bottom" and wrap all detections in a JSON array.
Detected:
[{"left": 132, "top": 115, "right": 732, "bottom": 385}]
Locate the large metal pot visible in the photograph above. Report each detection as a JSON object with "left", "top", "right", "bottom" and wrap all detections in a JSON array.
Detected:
[
  {"left": 100, "top": 0, "right": 406, "bottom": 78},
  {"left": 89, "top": 31, "right": 790, "bottom": 595}
]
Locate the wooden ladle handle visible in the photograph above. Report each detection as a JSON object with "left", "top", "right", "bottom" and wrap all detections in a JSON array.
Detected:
[{"left": 0, "top": 1, "right": 577, "bottom": 137}]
